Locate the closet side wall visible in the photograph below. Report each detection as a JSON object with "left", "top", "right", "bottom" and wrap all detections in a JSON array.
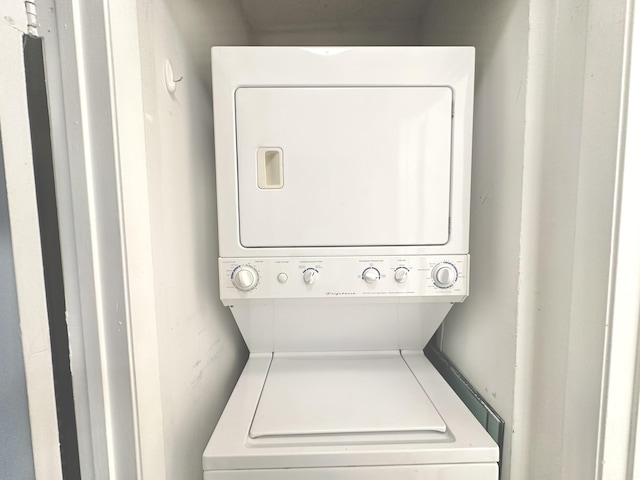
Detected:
[
  {"left": 135, "top": 1, "right": 250, "bottom": 478},
  {"left": 420, "top": 1, "right": 530, "bottom": 478}
]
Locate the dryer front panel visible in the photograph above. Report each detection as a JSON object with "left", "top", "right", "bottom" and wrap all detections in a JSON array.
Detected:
[{"left": 235, "top": 87, "right": 453, "bottom": 248}]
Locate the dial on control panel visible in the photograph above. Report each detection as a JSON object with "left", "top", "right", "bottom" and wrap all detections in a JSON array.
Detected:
[
  {"left": 362, "top": 267, "right": 381, "bottom": 284},
  {"left": 232, "top": 265, "right": 259, "bottom": 291},
  {"left": 303, "top": 268, "right": 319, "bottom": 285},
  {"left": 394, "top": 267, "right": 409, "bottom": 283},
  {"left": 431, "top": 262, "right": 458, "bottom": 289}
]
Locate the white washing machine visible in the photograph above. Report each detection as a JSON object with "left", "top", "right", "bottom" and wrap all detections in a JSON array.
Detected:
[{"left": 203, "top": 47, "right": 499, "bottom": 480}]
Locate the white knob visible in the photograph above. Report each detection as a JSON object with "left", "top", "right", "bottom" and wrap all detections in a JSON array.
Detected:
[
  {"left": 394, "top": 267, "right": 409, "bottom": 283},
  {"left": 432, "top": 263, "right": 458, "bottom": 289},
  {"left": 232, "top": 265, "right": 259, "bottom": 291},
  {"left": 362, "top": 267, "right": 380, "bottom": 284},
  {"left": 303, "top": 269, "right": 319, "bottom": 285}
]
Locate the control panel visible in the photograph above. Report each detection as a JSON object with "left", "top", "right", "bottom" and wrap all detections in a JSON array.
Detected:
[{"left": 219, "top": 255, "right": 468, "bottom": 301}]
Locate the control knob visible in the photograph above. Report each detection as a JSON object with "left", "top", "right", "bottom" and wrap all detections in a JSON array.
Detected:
[
  {"left": 362, "top": 267, "right": 380, "bottom": 284},
  {"left": 232, "top": 265, "right": 259, "bottom": 291},
  {"left": 432, "top": 262, "right": 458, "bottom": 289},
  {"left": 394, "top": 267, "right": 409, "bottom": 283},
  {"left": 303, "top": 268, "right": 319, "bottom": 285}
]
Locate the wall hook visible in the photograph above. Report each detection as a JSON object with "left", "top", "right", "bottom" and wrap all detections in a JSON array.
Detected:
[{"left": 164, "top": 59, "right": 183, "bottom": 95}]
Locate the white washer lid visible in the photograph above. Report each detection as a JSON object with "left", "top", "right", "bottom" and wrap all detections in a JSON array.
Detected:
[{"left": 250, "top": 351, "right": 446, "bottom": 439}]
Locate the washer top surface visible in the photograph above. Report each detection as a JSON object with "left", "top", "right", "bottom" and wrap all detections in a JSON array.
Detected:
[
  {"left": 250, "top": 351, "right": 446, "bottom": 438},
  {"left": 203, "top": 351, "right": 498, "bottom": 471}
]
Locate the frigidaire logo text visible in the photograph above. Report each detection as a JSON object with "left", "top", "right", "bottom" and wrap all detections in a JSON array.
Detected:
[{"left": 325, "top": 291, "right": 357, "bottom": 296}]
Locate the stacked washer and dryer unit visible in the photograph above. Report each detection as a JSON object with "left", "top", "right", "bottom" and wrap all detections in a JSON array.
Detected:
[{"left": 203, "top": 47, "right": 499, "bottom": 479}]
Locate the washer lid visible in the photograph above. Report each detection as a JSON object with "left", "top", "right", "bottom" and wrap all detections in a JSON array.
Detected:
[{"left": 250, "top": 351, "right": 446, "bottom": 439}]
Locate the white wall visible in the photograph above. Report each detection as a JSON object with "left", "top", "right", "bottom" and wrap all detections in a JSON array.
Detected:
[
  {"left": 255, "top": 27, "right": 419, "bottom": 47},
  {"left": 135, "top": 1, "right": 250, "bottom": 478},
  {"left": 420, "top": 2, "right": 529, "bottom": 477},
  {"left": 165, "top": 0, "right": 255, "bottom": 83},
  {"left": 421, "top": 1, "right": 630, "bottom": 479},
  {"left": 242, "top": 0, "right": 424, "bottom": 46}
]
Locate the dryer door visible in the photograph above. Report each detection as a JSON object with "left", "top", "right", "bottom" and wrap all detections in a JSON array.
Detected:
[{"left": 235, "top": 87, "right": 453, "bottom": 248}]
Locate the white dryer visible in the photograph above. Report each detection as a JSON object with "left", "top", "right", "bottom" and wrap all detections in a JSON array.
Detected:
[{"left": 203, "top": 47, "right": 498, "bottom": 480}]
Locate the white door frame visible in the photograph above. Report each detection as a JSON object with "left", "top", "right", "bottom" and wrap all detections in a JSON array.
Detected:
[
  {"left": 597, "top": 1, "right": 640, "bottom": 478},
  {"left": 0, "top": 1, "right": 62, "bottom": 478},
  {"left": 37, "top": 0, "right": 170, "bottom": 477},
  {"left": 21, "top": 0, "right": 640, "bottom": 479},
  {"left": 34, "top": 0, "right": 152, "bottom": 478}
]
